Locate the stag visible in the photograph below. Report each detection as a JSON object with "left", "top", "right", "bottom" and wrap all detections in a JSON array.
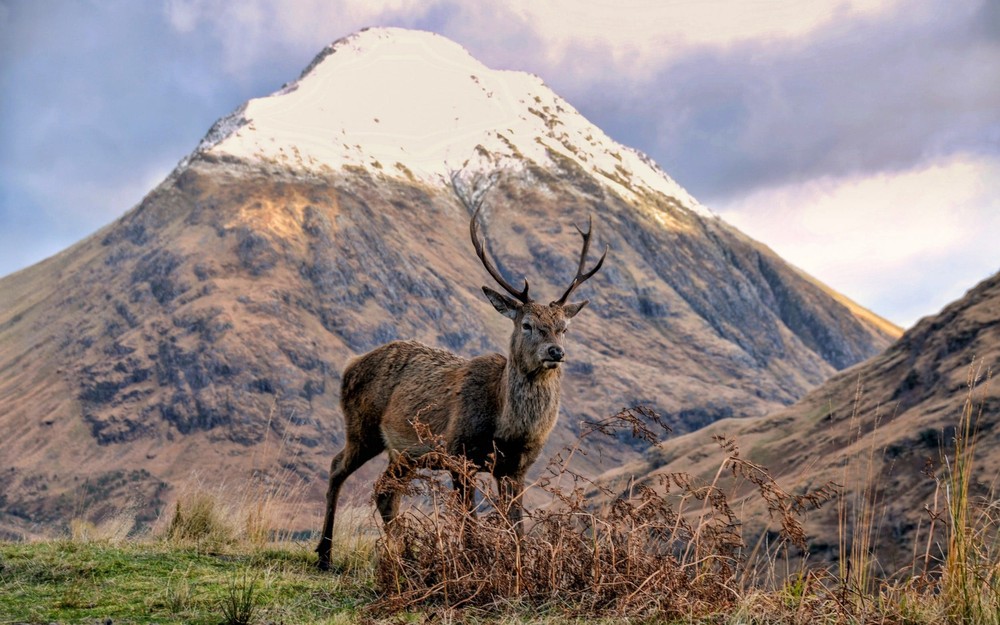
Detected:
[{"left": 316, "top": 184, "right": 606, "bottom": 570}]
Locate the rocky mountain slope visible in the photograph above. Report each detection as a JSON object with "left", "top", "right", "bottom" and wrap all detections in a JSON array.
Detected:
[
  {"left": 597, "top": 270, "right": 999, "bottom": 565},
  {"left": 0, "top": 28, "right": 898, "bottom": 539}
]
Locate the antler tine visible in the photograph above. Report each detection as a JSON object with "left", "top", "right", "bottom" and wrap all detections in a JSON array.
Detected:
[
  {"left": 573, "top": 216, "right": 594, "bottom": 278},
  {"left": 555, "top": 215, "right": 608, "bottom": 305},
  {"left": 469, "top": 204, "right": 531, "bottom": 303}
]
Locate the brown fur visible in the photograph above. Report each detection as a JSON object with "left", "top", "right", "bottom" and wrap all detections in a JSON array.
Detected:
[{"left": 315, "top": 210, "right": 604, "bottom": 570}]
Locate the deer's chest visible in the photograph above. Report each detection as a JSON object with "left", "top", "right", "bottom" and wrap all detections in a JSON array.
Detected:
[{"left": 495, "top": 380, "right": 560, "bottom": 444}]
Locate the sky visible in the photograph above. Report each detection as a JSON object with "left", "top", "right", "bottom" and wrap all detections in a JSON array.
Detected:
[{"left": 1, "top": 0, "right": 997, "bottom": 329}]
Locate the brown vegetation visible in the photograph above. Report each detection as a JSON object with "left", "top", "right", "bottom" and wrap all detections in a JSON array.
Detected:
[
  {"left": 368, "top": 406, "right": 837, "bottom": 618},
  {"left": 604, "top": 271, "right": 1000, "bottom": 569},
  {"left": 359, "top": 370, "right": 998, "bottom": 623}
]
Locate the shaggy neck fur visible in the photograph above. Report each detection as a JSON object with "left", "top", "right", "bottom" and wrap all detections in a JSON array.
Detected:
[{"left": 496, "top": 360, "right": 561, "bottom": 442}]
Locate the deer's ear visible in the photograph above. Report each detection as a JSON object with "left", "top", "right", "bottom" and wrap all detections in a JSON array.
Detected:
[
  {"left": 483, "top": 286, "right": 521, "bottom": 319},
  {"left": 562, "top": 299, "right": 589, "bottom": 318}
]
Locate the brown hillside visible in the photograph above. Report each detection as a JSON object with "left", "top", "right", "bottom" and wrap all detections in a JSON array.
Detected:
[{"left": 597, "top": 270, "right": 1000, "bottom": 566}]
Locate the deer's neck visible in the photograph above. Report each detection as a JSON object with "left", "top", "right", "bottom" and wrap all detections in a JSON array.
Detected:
[{"left": 496, "top": 362, "right": 561, "bottom": 442}]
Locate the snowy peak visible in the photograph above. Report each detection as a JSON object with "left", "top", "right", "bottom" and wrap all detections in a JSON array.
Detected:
[{"left": 201, "top": 27, "right": 710, "bottom": 217}]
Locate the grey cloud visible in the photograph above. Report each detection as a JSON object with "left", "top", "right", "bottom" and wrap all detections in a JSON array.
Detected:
[
  {"left": 0, "top": 1, "right": 316, "bottom": 274},
  {"left": 973, "top": 0, "right": 1000, "bottom": 41},
  {"left": 551, "top": 0, "right": 1000, "bottom": 203},
  {"left": 410, "top": 2, "right": 546, "bottom": 73}
]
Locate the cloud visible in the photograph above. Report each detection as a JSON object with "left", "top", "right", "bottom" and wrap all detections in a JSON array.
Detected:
[
  {"left": 557, "top": 0, "right": 999, "bottom": 203},
  {"left": 161, "top": 0, "right": 440, "bottom": 78},
  {"left": 717, "top": 153, "right": 1000, "bottom": 327},
  {"left": 0, "top": 2, "right": 233, "bottom": 270},
  {"left": 152, "top": 0, "right": 926, "bottom": 93},
  {"left": 496, "top": 0, "right": 905, "bottom": 77}
]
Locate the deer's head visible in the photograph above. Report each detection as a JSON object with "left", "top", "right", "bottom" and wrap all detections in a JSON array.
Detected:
[{"left": 471, "top": 208, "right": 606, "bottom": 376}]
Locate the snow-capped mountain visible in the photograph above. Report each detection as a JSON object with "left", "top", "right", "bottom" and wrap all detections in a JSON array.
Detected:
[
  {"left": 0, "top": 28, "right": 897, "bottom": 538},
  {"left": 200, "top": 27, "right": 708, "bottom": 216}
]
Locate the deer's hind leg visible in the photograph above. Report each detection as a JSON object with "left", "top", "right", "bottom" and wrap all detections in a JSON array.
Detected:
[
  {"left": 375, "top": 451, "right": 411, "bottom": 528},
  {"left": 316, "top": 437, "right": 383, "bottom": 571}
]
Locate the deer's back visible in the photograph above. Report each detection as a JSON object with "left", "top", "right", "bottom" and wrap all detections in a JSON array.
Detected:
[{"left": 341, "top": 340, "right": 503, "bottom": 456}]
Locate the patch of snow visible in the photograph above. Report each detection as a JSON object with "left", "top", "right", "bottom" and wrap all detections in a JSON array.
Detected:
[{"left": 203, "top": 27, "right": 713, "bottom": 220}]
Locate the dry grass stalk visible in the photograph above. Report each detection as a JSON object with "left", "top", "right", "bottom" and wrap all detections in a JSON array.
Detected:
[
  {"left": 836, "top": 377, "right": 888, "bottom": 614},
  {"left": 68, "top": 500, "right": 139, "bottom": 544},
  {"left": 940, "top": 362, "right": 997, "bottom": 624}
]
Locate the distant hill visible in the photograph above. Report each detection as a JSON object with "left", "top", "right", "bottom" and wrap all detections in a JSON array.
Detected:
[
  {"left": 596, "top": 270, "right": 999, "bottom": 566},
  {"left": 0, "top": 28, "right": 897, "bottom": 539}
]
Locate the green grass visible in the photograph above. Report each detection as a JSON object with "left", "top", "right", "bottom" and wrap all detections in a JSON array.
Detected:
[
  {"left": 0, "top": 536, "right": 685, "bottom": 624},
  {"left": 0, "top": 540, "right": 373, "bottom": 624}
]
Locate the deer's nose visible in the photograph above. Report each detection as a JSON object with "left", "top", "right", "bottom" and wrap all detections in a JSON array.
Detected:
[{"left": 547, "top": 346, "right": 565, "bottom": 361}]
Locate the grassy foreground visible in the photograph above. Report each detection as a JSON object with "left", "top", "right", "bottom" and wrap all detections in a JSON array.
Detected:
[
  {"left": 2, "top": 372, "right": 997, "bottom": 624},
  {"left": 0, "top": 539, "right": 656, "bottom": 625},
  {"left": 0, "top": 540, "right": 373, "bottom": 625}
]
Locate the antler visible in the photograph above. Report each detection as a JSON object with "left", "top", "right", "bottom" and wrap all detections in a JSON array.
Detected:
[
  {"left": 452, "top": 172, "right": 531, "bottom": 303},
  {"left": 469, "top": 206, "right": 531, "bottom": 303},
  {"left": 554, "top": 215, "right": 607, "bottom": 305}
]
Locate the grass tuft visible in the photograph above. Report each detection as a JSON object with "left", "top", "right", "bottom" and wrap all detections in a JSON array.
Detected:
[
  {"left": 219, "top": 567, "right": 261, "bottom": 625},
  {"left": 166, "top": 490, "right": 235, "bottom": 548}
]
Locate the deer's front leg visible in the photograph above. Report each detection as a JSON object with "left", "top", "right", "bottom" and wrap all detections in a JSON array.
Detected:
[
  {"left": 496, "top": 473, "right": 525, "bottom": 535},
  {"left": 451, "top": 470, "right": 478, "bottom": 515}
]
